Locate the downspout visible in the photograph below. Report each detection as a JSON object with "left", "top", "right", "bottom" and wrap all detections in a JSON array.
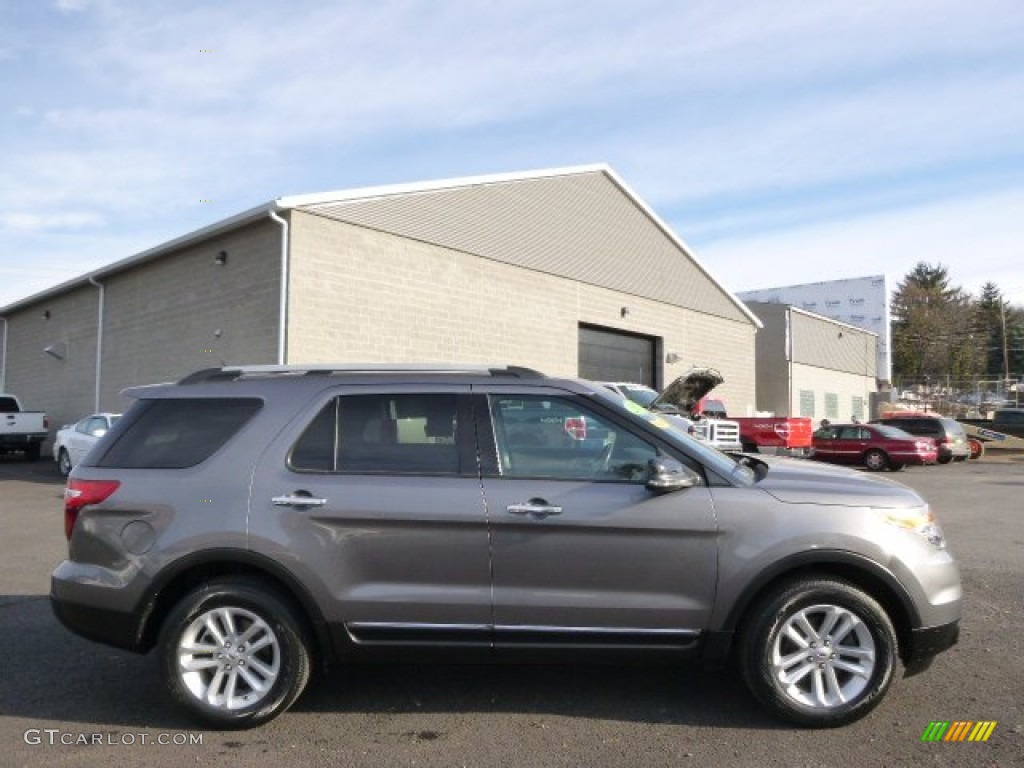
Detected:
[
  {"left": 88, "top": 277, "right": 105, "bottom": 412},
  {"left": 0, "top": 316, "right": 7, "bottom": 392},
  {"left": 785, "top": 307, "right": 794, "bottom": 416},
  {"left": 268, "top": 208, "right": 289, "bottom": 365}
]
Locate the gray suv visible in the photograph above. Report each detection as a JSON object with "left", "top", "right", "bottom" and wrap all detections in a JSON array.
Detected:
[{"left": 51, "top": 365, "right": 961, "bottom": 729}]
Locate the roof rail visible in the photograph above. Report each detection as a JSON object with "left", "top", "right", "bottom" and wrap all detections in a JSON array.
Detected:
[{"left": 176, "top": 364, "right": 546, "bottom": 385}]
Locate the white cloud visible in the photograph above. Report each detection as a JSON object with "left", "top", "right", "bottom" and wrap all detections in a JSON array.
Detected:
[
  {"left": 0, "top": 212, "right": 103, "bottom": 232},
  {"left": 55, "top": 0, "right": 92, "bottom": 12}
]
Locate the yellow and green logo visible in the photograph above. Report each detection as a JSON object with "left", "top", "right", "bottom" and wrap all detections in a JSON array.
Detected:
[{"left": 921, "top": 721, "right": 997, "bottom": 742}]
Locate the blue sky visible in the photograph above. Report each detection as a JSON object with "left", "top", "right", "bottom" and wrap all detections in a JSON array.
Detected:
[{"left": 2, "top": 0, "right": 1023, "bottom": 308}]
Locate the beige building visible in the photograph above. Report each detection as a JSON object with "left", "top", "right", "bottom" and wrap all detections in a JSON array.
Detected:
[
  {"left": 0, "top": 166, "right": 760, "bottom": 434},
  {"left": 745, "top": 301, "right": 878, "bottom": 424}
]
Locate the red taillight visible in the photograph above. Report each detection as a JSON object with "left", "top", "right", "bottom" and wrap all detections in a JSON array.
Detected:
[{"left": 64, "top": 479, "right": 120, "bottom": 540}]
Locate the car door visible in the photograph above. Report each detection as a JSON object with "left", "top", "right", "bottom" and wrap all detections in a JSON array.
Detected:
[
  {"left": 474, "top": 387, "right": 718, "bottom": 650},
  {"left": 248, "top": 385, "right": 492, "bottom": 650},
  {"left": 812, "top": 426, "right": 840, "bottom": 461},
  {"left": 835, "top": 425, "right": 869, "bottom": 462}
]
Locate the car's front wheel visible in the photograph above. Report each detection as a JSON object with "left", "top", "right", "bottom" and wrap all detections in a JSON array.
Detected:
[
  {"left": 739, "top": 577, "right": 898, "bottom": 727},
  {"left": 158, "top": 577, "right": 311, "bottom": 729}
]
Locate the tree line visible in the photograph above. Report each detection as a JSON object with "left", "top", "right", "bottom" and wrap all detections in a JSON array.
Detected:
[{"left": 891, "top": 262, "right": 1024, "bottom": 383}]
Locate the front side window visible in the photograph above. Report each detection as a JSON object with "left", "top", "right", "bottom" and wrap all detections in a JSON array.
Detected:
[
  {"left": 489, "top": 395, "right": 657, "bottom": 483},
  {"left": 290, "top": 393, "right": 460, "bottom": 474}
]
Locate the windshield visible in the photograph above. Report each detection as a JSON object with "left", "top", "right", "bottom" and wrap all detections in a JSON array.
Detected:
[
  {"left": 588, "top": 387, "right": 755, "bottom": 484},
  {"left": 618, "top": 385, "right": 659, "bottom": 408}
]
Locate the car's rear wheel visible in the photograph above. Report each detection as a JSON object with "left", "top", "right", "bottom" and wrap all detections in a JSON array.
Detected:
[
  {"left": 158, "top": 577, "right": 311, "bottom": 729},
  {"left": 57, "top": 448, "right": 72, "bottom": 476},
  {"left": 889, "top": 462, "right": 906, "bottom": 471},
  {"left": 738, "top": 577, "right": 898, "bottom": 727},
  {"left": 863, "top": 449, "right": 888, "bottom": 471}
]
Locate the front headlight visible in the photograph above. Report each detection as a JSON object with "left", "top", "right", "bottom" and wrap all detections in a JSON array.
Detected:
[{"left": 884, "top": 506, "right": 946, "bottom": 549}]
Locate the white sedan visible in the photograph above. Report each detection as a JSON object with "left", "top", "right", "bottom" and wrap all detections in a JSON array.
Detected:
[{"left": 53, "top": 412, "right": 121, "bottom": 476}]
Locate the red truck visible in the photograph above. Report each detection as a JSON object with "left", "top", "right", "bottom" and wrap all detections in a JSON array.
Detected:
[
  {"left": 688, "top": 370, "right": 813, "bottom": 456},
  {"left": 733, "top": 416, "right": 814, "bottom": 456}
]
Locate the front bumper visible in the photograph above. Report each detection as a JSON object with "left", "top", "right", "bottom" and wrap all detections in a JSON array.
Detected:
[{"left": 904, "top": 620, "right": 960, "bottom": 676}]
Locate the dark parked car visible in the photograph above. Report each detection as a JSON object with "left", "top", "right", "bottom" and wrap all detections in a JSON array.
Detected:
[
  {"left": 872, "top": 415, "right": 970, "bottom": 464},
  {"left": 52, "top": 365, "right": 960, "bottom": 729},
  {"left": 812, "top": 423, "right": 938, "bottom": 471}
]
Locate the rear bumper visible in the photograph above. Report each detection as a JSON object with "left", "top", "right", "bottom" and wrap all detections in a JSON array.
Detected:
[{"left": 50, "top": 561, "right": 148, "bottom": 652}]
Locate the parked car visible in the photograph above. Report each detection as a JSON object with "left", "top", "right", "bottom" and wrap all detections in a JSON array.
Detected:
[
  {"left": 52, "top": 364, "right": 960, "bottom": 729},
  {"left": 872, "top": 415, "right": 970, "bottom": 464},
  {"left": 812, "top": 423, "right": 938, "bottom": 471},
  {"left": 52, "top": 413, "right": 121, "bottom": 476}
]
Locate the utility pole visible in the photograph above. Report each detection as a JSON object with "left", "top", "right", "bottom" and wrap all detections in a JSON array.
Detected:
[{"left": 1001, "top": 300, "right": 1011, "bottom": 388}]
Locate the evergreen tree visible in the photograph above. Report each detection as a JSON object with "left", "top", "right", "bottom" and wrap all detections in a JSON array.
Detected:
[{"left": 891, "top": 263, "right": 980, "bottom": 381}]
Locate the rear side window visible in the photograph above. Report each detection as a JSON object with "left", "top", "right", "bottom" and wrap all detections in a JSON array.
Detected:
[
  {"left": 0, "top": 396, "right": 19, "bottom": 412},
  {"left": 96, "top": 398, "right": 262, "bottom": 469},
  {"left": 290, "top": 393, "right": 461, "bottom": 474}
]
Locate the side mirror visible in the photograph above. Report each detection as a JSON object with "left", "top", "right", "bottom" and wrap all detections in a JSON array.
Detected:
[{"left": 645, "top": 455, "right": 700, "bottom": 493}]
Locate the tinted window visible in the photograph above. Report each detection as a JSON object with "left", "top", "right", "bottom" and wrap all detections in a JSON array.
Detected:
[
  {"left": 0, "top": 397, "right": 20, "bottom": 412},
  {"left": 290, "top": 393, "right": 460, "bottom": 474},
  {"left": 489, "top": 395, "right": 656, "bottom": 482},
  {"left": 96, "top": 398, "right": 262, "bottom": 469}
]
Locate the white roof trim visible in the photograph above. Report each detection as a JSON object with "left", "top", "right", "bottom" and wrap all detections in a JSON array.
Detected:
[{"left": 276, "top": 164, "right": 614, "bottom": 208}]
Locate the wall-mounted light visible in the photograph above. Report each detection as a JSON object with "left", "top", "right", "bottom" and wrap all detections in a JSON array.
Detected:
[
  {"left": 666, "top": 352, "right": 681, "bottom": 364},
  {"left": 44, "top": 342, "right": 68, "bottom": 360},
  {"left": 42, "top": 310, "right": 51, "bottom": 320},
  {"left": 620, "top": 306, "right": 630, "bottom": 318},
  {"left": 214, "top": 251, "right": 228, "bottom": 266}
]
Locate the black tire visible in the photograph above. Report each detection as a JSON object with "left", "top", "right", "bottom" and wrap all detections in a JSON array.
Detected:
[
  {"left": 57, "top": 448, "right": 72, "bottom": 476},
  {"left": 889, "top": 462, "right": 906, "bottom": 472},
  {"left": 738, "top": 577, "right": 898, "bottom": 728},
  {"left": 863, "top": 449, "right": 888, "bottom": 471},
  {"left": 937, "top": 455, "right": 953, "bottom": 465},
  {"left": 158, "top": 577, "right": 311, "bottom": 729},
  {"left": 741, "top": 442, "right": 759, "bottom": 453}
]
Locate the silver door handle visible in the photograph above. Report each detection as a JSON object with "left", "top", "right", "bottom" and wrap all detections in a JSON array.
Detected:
[
  {"left": 272, "top": 494, "right": 327, "bottom": 508},
  {"left": 507, "top": 500, "right": 563, "bottom": 518}
]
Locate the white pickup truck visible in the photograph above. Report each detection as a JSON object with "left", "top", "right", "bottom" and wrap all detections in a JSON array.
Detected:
[{"left": 0, "top": 394, "right": 49, "bottom": 461}]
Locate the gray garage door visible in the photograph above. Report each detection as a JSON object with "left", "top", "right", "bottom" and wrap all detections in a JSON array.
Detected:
[{"left": 578, "top": 324, "right": 657, "bottom": 388}]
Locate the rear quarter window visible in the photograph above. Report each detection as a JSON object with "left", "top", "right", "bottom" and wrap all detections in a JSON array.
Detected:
[{"left": 95, "top": 398, "right": 262, "bottom": 469}]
